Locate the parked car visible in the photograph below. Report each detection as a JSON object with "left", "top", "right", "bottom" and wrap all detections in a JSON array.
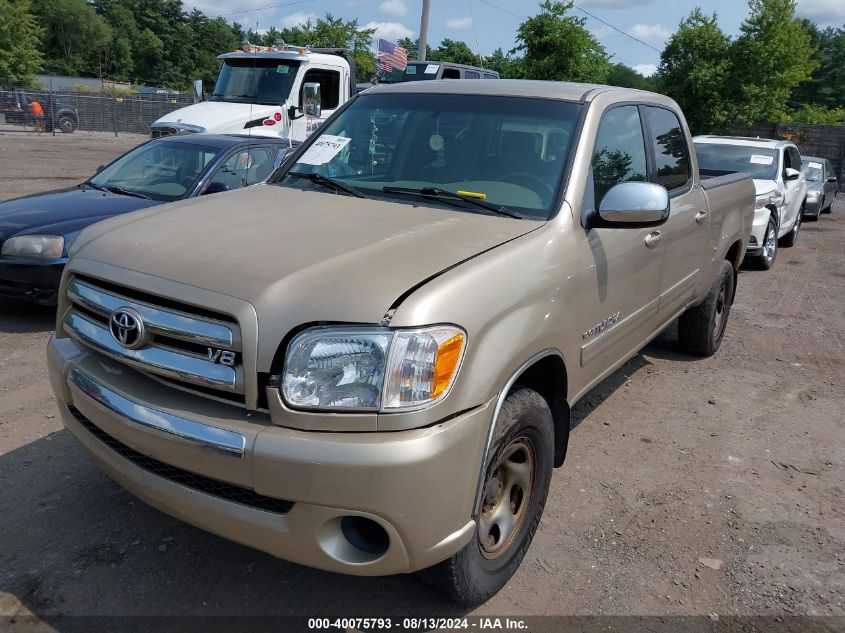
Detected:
[
  {"left": 801, "top": 156, "right": 838, "bottom": 219},
  {"left": 48, "top": 80, "right": 753, "bottom": 605},
  {"left": 0, "top": 88, "right": 79, "bottom": 133},
  {"left": 693, "top": 136, "right": 807, "bottom": 270},
  {"left": 0, "top": 134, "right": 298, "bottom": 304},
  {"left": 380, "top": 60, "right": 500, "bottom": 82}
]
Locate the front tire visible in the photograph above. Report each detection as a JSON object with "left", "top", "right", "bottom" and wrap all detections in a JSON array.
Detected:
[
  {"left": 780, "top": 204, "right": 802, "bottom": 247},
  {"left": 677, "top": 259, "right": 735, "bottom": 357},
  {"left": 747, "top": 215, "right": 778, "bottom": 270},
  {"left": 420, "top": 387, "right": 554, "bottom": 605}
]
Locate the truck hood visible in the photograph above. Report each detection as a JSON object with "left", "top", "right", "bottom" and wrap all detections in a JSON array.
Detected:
[
  {"left": 72, "top": 184, "right": 541, "bottom": 323},
  {"left": 154, "top": 101, "right": 286, "bottom": 137}
]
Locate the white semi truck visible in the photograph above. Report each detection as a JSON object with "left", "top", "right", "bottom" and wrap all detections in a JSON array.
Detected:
[{"left": 151, "top": 42, "right": 357, "bottom": 142}]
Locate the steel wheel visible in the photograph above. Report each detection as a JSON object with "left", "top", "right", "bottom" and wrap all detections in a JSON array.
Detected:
[{"left": 479, "top": 438, "right": 535, "bottom": 559}]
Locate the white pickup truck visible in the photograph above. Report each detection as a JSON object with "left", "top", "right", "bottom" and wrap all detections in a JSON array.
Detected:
[{"left": 151, "top": 43, "right": 356, "bottom": 143}]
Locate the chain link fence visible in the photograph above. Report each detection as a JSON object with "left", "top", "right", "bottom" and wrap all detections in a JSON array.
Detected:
[{"left": 0, "top": 80, "right": 195, "bottom": 136}]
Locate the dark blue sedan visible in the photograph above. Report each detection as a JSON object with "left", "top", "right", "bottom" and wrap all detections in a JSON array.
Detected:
[{"left": 0, "top": 134, "right": 297, "bottom": 304}]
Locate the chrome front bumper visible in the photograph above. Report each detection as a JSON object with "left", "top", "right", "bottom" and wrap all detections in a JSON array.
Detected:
[{"left": 48, "top": 335, "right": 489, "bottom": 575}]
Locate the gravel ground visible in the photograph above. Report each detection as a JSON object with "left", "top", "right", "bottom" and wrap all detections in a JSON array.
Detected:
[{"left": 0, "top": 130, "right": 843, "bottom": 626}]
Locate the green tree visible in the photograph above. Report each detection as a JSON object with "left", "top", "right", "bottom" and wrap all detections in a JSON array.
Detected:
[
  {"left": 34, "top": 0, "right": 111, "bottom": 76},
  {"left": 727, "top": 0, "right": 817, "bottom": 124},
  {"left": 791, "top": 22, "right": 845, "bottom": 111},
  {"left": 428, "top": 38, "right": 481, "bottom": 66},
  {"left": 0, "top": 0, "right": 43, "bottom": 85},
  {"left": 485, "top": 47, "right": 517, "bottom": 78},
  {"left": 511, "top": 0, "right": 610, "bottom": 82},
  {"left": 656, "top": 9, "right": 731, "bottom": 134},
  {"left": 278, "top": 14, "right": 377, "bottom": 82},
  {"left": 784, "top": 103, "right": 845, "bottom": 125},
  {"left": 606, "top": 63, "right": 655, "bottom": 90}
]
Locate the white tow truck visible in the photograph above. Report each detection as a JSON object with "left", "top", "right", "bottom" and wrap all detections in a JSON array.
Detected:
[{"left": 151, "top": 42, "right": 357, "bottom": 142}]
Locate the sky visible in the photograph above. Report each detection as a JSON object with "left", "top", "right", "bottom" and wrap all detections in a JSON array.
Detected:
[{"left": 185, "top": 0, "right": 845, "bottom": 77}]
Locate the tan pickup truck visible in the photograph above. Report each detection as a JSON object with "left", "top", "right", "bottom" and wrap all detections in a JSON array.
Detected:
[{"left": 47, "top": 80, "right": 754, "bottom": 604}]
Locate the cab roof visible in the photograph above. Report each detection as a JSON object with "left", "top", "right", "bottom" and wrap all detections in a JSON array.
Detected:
[{"left": 364, "top": 78, "right": 663, "bottom": 103}]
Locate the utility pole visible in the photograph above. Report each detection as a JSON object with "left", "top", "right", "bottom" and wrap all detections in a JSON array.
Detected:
[{"left": 418, "top": 0, "right": 430, "bottom": 61}]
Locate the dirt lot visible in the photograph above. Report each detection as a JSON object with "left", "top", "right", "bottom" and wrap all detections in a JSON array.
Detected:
[{"left": 0, "top": 129, "right": 843, "bottom": 626}]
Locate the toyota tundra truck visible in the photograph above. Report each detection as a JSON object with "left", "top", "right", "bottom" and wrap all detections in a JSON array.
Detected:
[{"left": 48, "top": 80, "right": 754, "bottom": 604}]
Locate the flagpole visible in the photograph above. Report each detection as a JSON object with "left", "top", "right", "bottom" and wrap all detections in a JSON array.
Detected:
[{"left": 418, "top": 0, "right": 430, "bottom": 61}]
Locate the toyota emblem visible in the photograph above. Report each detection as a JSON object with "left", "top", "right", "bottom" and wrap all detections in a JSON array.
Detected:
[{"left": 109, "top": 307, "right": 147, "bottom": 349}]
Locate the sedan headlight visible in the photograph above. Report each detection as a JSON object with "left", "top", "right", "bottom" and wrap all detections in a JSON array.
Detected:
[
  {"left": 1, "top": 235, "right": 64, "bottom": 259},
  {"left": 282, "top": 325, "right": 466, "bottom": 412},
  {"left": 806, "top": 189, "right": 821, "bottom": 201}
]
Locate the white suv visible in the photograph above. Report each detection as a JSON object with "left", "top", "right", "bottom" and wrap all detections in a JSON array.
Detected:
[{"left": 694, "top": 136, "right": 807, "bottom": 270}]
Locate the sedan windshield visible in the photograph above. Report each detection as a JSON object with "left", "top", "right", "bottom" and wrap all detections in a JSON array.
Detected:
[
  {"left": 694, "top": 143, "right": 779, "bottom": 180},
  {"left": 802, "top": 159, "right": 824, "bottom": 182},
  {"left": 211, "top": 59, "right": 300, "bottom": 106},
  {"left": 278, "top": 93, "right": 581, "bottom": 219},
  {"left": 88, "top": 141, "right": 221, "bottom": 201}
]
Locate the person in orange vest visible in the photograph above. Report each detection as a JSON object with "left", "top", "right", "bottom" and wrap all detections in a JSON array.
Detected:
[{"left": 28, "top": 98, "right": 45, "bottom": 132}]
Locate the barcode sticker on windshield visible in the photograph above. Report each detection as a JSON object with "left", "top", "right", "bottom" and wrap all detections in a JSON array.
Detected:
[
  {"left": 298, "top": 135, "right": 351, "bottom": 165},
  {"left": 808, "top": 161, "right": 822, "bottom": 169},
  {"left": 750, "top": 155, "right": 774, "bottom": 165}
]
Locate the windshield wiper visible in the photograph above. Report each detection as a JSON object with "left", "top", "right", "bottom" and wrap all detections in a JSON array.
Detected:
[
  {"left": 382, "top": 186, "right": 522, "bottom": 219},
  {"left": 105, "top": 186, "right": 151, "bottom": 200},
  {"left": 79, "top": 181, "right": 107, "bottom": 192},
  {"left": 288, "top": 172, "right": 365, "bottom": 198}
]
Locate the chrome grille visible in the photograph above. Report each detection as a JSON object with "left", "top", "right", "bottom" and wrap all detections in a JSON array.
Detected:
[{"left": 63, "top": 277, "right": 244, "bottom": 399}]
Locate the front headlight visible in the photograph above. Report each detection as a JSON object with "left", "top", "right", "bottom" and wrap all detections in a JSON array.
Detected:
[
  {"left": 806, "top": 189, "right": 821, "bottom": 201},
  {"left": 1, "top": 235, "right": 64, "bottom": 259},
  {"left": 282, "top": 325, "right": 466, "bottom": 412}
]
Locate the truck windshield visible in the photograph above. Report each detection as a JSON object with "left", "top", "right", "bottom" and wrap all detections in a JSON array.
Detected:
[
  {"left": 87, "top": 140, "right": 221, "bottom": 201},
  {"left": 694, "top": 143, "right": 779, "bottom": 181},
  {"left": 278, "top": 92, "right": 581, "bottom": 219},
  {"left": 211, "top": 59, "right": 300, "bottom": 106}
]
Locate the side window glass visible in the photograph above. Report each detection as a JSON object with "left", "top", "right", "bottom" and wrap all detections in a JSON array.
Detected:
[
  {"left": 209, "top": 146, "right": 275, "bottom": 190},
  {"left": 301, "top": 70, "right": 341, "bottom": 110},
  {"left": 464, "top": 71, "right": 480, "bottom": 79},
  {"left": 441, "top": 68, "right": 461, "bottom": 79},
  {"left": 644, "top": 106, "right": 690, "bottom": 191},
  {"left": 591, "top": 105, "right": 647, "bottom": 207}
]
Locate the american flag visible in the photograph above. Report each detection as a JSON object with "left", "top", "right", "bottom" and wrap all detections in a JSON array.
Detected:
[{"left": 377, "top": 38, "right": 408, "bottom": 73}]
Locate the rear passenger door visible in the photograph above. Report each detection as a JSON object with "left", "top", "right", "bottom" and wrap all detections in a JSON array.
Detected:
[{"left": 642, "top": 105, "right": 710, "bottom": 321}]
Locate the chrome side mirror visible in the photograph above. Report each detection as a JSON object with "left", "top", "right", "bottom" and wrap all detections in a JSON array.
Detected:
[{"left": 592, "top": 182, "right": 670, "bottom": 229}]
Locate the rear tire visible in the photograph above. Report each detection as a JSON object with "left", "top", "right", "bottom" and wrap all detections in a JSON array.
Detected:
[
  {"left": 677, "top": 260, "right": 734, "bottom": 357},
  {"left": 747, "top": 215, "right": 777, "bottom": 270},
  {"left": 419, "top": 387, "right": 554, "bottom": 605},
  {"left": 58, "top": 115, "right": 76, "bottom": 133}
]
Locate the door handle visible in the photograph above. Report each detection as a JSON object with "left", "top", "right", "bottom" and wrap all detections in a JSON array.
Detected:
[
  {"left": 644, "top": 230, "right": 662, "bottom": 248},
  {"left": 695, "top": 209, "right": 708, "bottom": 224}
]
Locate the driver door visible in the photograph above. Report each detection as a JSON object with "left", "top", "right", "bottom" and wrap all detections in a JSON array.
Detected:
[{"left": 290, "top": 67, "right": 344, "bottom": 141}]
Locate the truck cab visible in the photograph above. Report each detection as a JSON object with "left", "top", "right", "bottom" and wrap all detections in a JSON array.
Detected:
[{"left": 151, "top": 43, "right": 355, "bottom": 142}]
